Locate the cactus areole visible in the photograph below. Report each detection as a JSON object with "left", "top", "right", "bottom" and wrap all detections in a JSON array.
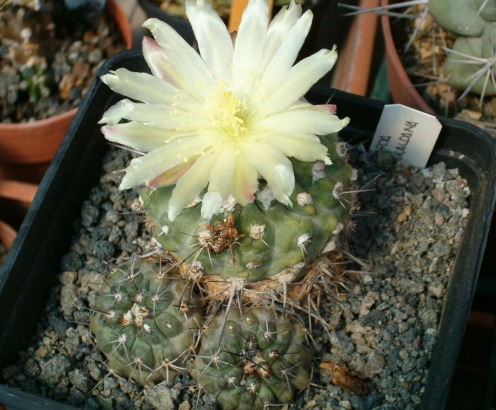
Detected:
[{"left": 95, "top": 0, "right": 355, "bottom": 406}]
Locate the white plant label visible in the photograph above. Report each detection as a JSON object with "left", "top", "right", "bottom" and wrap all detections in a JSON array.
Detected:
[{"left": 370, "top": 104, "right": 442, "bottom": 168}]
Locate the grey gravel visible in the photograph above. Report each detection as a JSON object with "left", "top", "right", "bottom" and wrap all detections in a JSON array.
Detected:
[{"left": 1, "top": 146, "right": 469, "bottom": 409}]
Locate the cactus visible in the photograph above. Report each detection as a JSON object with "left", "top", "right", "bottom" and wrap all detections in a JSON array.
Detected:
[
  {"left": 143, "top": 132, "right": 354, "bottom": 299},
  {"left": 193, "top": 308, "right": 312, "bottom": 410},
  {"left": 428, "top": 0, "right": 496, "bottom": 97},
  {"left": 89, "top": 258, "right": 203, "bottom": 384},
  {"left": 96, "top": 0, "right": 354, "bottom": 406}
]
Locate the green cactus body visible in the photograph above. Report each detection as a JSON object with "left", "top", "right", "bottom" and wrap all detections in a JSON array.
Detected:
[
  {"left": 428, "top": 0, "right": 496, "bottom": 96},
  {"left": 193, "top": 308, "right": 312, "bottom": 410},
  {"left": 428, "top": 0, "right": 494, "bottom": 36},
  {"left": 443, "top": 23, "right": 496, "bottom": 96},
  {"left": 89, "top": 259, "right": 203, "bottom": 384},
  {"left": 143, "top": 133, "right": 353, "bottom": 287}
]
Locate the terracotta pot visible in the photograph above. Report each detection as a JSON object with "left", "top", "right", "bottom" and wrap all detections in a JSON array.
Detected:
[
  {"left": 0, "top": 220, "right": 17, "bottom": 250},
  {"left": 0, "top": 0, "right": 133, "bottom": 184},
  {"left": 380, "top": 0, "right": 433, "bottom": 113},
  {"left": 331, "top": 0, "right": 380, "bottom": 96},
  {"left": 0, "top": 179, "right": 37, "bottom": 249}
]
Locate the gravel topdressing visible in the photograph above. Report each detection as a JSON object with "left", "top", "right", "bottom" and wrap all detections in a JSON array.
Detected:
[{"left": 1, "top": 144, "right": 470, "bottom": 410}]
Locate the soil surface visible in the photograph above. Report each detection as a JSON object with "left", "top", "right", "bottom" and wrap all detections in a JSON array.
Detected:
[
  {"left": 0, "top": 0, "right": 126, "bottom": 123},
  {"left": 1, "top": 144, "right": 470, "bottom": 410}
]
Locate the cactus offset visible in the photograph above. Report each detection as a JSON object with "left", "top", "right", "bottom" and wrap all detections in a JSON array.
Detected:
[
  {"left": 89, "top": 258, "right": 203, "bottom": 384},
  {"left": 193, "top": 308, "right": 312, "bottom": 410}
]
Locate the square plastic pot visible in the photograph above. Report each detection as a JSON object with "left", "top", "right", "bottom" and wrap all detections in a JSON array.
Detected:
[{"left": 1, "top": 50, "right": 495, "bottom": 409}]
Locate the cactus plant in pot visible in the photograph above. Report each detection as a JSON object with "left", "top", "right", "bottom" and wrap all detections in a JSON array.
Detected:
[
  {"left": 0, "top": 0, "right": 495, "bottom": 409},
  {"left": 344, "top": 0, "right": 496, "bottom": 137},
  {"left": 0, "top": 0, "right": 132, "bottom": 184}
]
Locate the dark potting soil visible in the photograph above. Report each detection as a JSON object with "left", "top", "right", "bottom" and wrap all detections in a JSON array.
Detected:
[{"left": 1, "top": 144, "right": 469, "bottom": 410}]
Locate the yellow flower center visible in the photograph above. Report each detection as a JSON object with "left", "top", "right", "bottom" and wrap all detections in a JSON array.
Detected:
[{"left": 208, "top": 91, "right": 249, "bottom": 144}]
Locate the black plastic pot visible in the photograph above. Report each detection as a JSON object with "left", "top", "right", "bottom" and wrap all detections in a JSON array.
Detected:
[{"left": 1, "top": 49, "right": 495, "bottom": 409}]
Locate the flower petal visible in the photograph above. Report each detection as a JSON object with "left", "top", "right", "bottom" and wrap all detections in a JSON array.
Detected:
[
  {"left": 101, "top": 68, "right": 197, "bottom": 109},
  {"left": 199, "top": 146, "right": 239, "bottom": 218},
  {"left": 101, "top": 122, "right": 197, "bottom": 152},
  {"left": 262, "top": 132, "right": 329, "bottom": 163},
  {"left": 207, "top": 146, "right": 237, "bottom": 199},
  {"left": 261, "top": 106, "right": 349, "bottom": 135},
  {"left": 143, "top": 36, "right": 189, "bottom": 90},
  {"left": 120, "top": 137, "right": 208, "bottom": 189},
  {"left": 143, "top": 18, "right": 215, "bottom": 94},
  {"left": 186, "top": 0, "right": 233, "bottom": 84},
  {"left": 261, "top": 47, "right": 338, "bottom": 113},
  {"left": 99, "top": 99, "right": 135, "bottom": 125},
  {"left": 201, "top": 192, "right": 223, "bottom": 220},
  {"left": 101, "top": 99, "right": 208, "bottom": 131},
  {"left": 242, "top": 140, "right": 294, "bottom": 206},
  {"left": 148, "top": 159, "right": 195, "bottom": 187},
  {"left": 259, "top": 10, "right": 313, "bottom": 92},
  {"left": 231, "top": 154, "right": 259, "bottom": 206},
  {"left": 232, "top": 0, "right": 268, "bottom": 98},
  {"left": 168, "top": 151, "right": 220, "bottom": 221},
  {"left": 258, "top": 0, "right": 302, "bottom": 73}
]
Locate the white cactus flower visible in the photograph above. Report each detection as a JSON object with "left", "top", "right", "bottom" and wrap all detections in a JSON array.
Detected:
[{"left": 99, "top": 0, "right": 349, "bottom": 221}]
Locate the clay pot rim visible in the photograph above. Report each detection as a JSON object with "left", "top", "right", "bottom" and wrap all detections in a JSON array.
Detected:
[
  {"left": 0, "top": 178, "right": 38, "bottom": 250},
  {"left": 380, "top": 0, "right": 433, "bottom": 113},
  {"left": 0, "top": 219, "right": 17, "bottom": 250},
  {"left": 0, "top": 107, "right": 78, "bottom": 131}
]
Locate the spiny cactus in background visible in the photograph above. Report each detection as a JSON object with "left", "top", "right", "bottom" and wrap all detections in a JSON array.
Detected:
[
  {"left": 96, "top": 0, "right": 355, "bottom": 406},
  {"left": 193, "top": 308, "right": 312, "bottom": 410},
  {"left": 89, "top": 258, "right": 203, "bottom": 384},
  {"left": 143, "top": 131, "right": 355, "bottom": 302},
  {"left": 342, "top": 0, "right": 496, "bottom": 100},
  {"left": 428, "top": 0, "right": 496, "bottom": 98}
]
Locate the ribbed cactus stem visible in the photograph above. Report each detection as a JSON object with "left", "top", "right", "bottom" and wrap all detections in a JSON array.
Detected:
[
  {"left": 89, "top": 258, "right": 203, "bottom": 384},
  {"left": 193, "top": 308, "right": 312, "bottom": 410}
]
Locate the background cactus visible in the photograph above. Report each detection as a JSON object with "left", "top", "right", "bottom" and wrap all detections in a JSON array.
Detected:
[
  {"left": 89, "top": 258, "right": 203, "bottom": 384},
  {"left": 193, "top": 307, "right": 312, "bottom": 410},
  {"left": 342, "top": 0, "right": 496, "bottom": 99},
  {"left": 143, "top": 132, "right": 354, "bottom": 299},
  {"left": 429, "top": 0, "right": 496, "bottom": 97}
]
